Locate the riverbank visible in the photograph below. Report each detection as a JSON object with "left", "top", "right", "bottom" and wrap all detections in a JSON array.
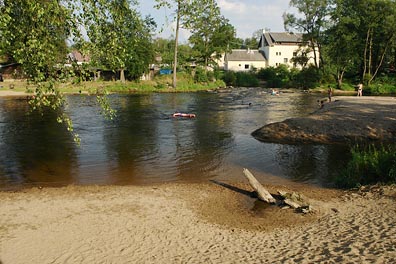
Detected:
[
  {"left": 0, "top": 76, "right": 226, "bottom": 95},
  {"left": 253, "top": 96, "right": 396, "bottom": 144},
  {"left": 1, "top": 183, "right": 395, "bottom": 263}
]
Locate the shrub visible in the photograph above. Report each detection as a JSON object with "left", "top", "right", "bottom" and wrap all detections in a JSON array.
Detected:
[
  {"left": 223, "top": 71, "right": 236, "bottom": 86},
  {"left": 257, "top": 65, "right": 290, "bottom": 88},
  {"left": 294, "top": 66, "right": 322, "bottom": 89},
  {"left": 365, "top": 83, "right": 396, "bottom": 95},
  {"left": 194, "top": 67, "right": 209, "bottom": 83},
  {"left": 235, "top": 72, "right": 259, "bottom": 87},
  {"left": 335, "top": 144, "right": 396, "bottom": 188}
]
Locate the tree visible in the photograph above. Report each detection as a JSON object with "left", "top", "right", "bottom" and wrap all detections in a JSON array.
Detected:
[
  {"left": 356, "top": 0, "right": 396, "bottom": 84},
  {"left": 283, "top": 0, "right": 332, "bottom": 70},
  {"left": 0, "top": 0, "right": 81, "bottom": 142},
  {"left": 187, "top": 0, "right": 235, "bottom": 68},
  {"left": 153, "top": 37, "right": 193, "bottom": 68},
  {"left": 326, "top": 0, "right": 396, "bottom": 85},
  {"left": 324, "top": 0, "right": 361, "bottom": 88},
  {"left": 155, "top": 0, "right": 192, "bottom": 88},
  {"left": 0, "top": 0, "right": 72, "bottom": 82},
  {"left": 80, "top": 0, "right": 155, "bottom": 82}
]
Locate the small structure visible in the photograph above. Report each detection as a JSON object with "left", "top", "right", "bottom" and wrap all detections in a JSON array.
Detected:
[
  {"left": 66, "top": 50, "right": 90, "bottom": 66},
  {"left": 224, "top": 49, "right": 266, "bottom": 72}
]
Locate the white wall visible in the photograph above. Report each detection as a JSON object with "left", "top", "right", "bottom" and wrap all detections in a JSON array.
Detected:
[
  {"left": 225, "top": 61, "right": 266, "bottom": 72},
  {"left": 260, "top": 45, "right": 317, "bottom": 69}
]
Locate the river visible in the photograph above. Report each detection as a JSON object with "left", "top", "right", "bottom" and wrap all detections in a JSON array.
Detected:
[{"left": 0, "top": 88, "right": 350, "bottom": 190}]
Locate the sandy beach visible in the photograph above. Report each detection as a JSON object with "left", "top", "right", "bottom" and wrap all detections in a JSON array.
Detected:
[
  {"left": 1, "top": 95, "right": 396, "bottom": 263},
  {"left": 0, "top": 183, "right": 395, "bottom": 263}
]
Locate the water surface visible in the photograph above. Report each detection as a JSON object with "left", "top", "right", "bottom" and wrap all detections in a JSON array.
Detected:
[{"left": 0, "top": 88, "right": 350, "bottom": 189}]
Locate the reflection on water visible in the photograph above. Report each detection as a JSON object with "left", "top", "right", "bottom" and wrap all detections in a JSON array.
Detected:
[{"left": 0, "top": 88, "right": 351, "bottom": 189}]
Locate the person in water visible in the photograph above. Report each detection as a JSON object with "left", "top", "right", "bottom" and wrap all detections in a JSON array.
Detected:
[{"left": 172, "top": 112, "right": 196, "bottom": 118}]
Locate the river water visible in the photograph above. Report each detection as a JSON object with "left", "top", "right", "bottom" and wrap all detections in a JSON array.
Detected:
[{"left": 0, "top": 88, "right": 350, "bottom": 190}]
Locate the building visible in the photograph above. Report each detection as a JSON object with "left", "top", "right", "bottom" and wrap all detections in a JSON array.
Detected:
[
  {"left": 223, "top": 49, "right": 266, "bottom": 72},
  {"left": 220, "top": 31, "right": 319, "bottom": 72},
  {"left": 258, "top": 31, "right": 318, "bottom": 69},
  {"left": 66, "top": 50, "right": 90, "bottom": 66}
]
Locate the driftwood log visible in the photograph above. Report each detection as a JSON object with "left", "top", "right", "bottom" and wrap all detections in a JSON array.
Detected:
[{"left": 243, "top": 168, "right": 276, "bottom": 204}]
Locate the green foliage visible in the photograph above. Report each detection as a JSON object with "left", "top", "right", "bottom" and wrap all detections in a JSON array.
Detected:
[
  {"left": 339, "top": 82, "right": 356, "bottom": 91},
  {"left": 96, "top": 91, "right": 117, "bottom": 120},
  {"left": 187, "top": 0, "right": 235, "bottom": 67},
  {"left": 257, "top": 66, "right": 291, "bottom": 88},
  {"left": 79, "top": 0, "right": 155, "bottom": 81},
  {"left": 235, "top": 72, "right": 259, "bottom": 87},
  {"left": 336, "top": 144, "right": 396, "bottom": 188},
  {"left": 222, "top": 71, "right": 259, "bottom": 87},
  {"left": 365, "top": 84, "right": 396, "bottom": 95},
  {"left": 223, "top": 71, "right": 237, "bottom": 86},
  {"left": 194, "top": 67, "right": 209, "bottom": 83},
  {"left": 294, "top": 66, "right": 322, "bottom": 89},
  {"left": 0, "top": 0, "right": 74, "bottom": 82}
]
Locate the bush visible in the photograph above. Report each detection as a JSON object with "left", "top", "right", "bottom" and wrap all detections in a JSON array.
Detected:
[
  {"left": 194, "top": 67, "right": 209, "bottom": 83},
  {"left": 223, "top": 71, "right": 236, "bottom": 86},
  {"left": 365, "top": 83, "right": 396, "bottom": 95},
  {"left": 335, "top": 144, "right": 396, "bottom": 188},
  {"left": 257, "top": 65, "right": 290, "bottom": 88},
  {"left": 235, "top": 72, "right": 259, "bottom": 87},
  {"left": 294, "top": 66, "right": 322, "bottom": 89}
]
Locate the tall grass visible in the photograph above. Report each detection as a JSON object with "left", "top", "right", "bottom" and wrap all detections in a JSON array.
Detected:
[{"left": 335, "top": 144, "right": 396, "bottom": 188}]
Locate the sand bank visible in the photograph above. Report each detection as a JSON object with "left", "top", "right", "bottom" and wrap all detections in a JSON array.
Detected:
[
  {"left": 0, "top": 90, "right": 28, "bottom": 97},
  {"left": 1, "top": 183, "right": 395, "bottom": 263},
  {"left": 253, "top": 96, "right": 396, "bottom": 144}
]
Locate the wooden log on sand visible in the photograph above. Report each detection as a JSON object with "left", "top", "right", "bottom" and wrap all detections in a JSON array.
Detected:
[{"left": 243, "top": 168, "right": 276, "bottom": 204}]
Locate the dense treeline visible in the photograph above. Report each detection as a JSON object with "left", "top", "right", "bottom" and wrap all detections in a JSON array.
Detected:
[
  {"left": 0, "top": 0, "right": 395, "bottom": 91},
  {"left": 284, "top": 0, "right": 396, "bottom": 92}
]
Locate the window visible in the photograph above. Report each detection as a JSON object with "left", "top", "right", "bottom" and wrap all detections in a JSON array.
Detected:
[
  {"left": 284, "top": 58, "right": 288, "bottom": 63},
  {"left": 279, "top": 52, "right": 281, "bottom": 56},
  {"left": 245, "top": 64, "right": 249, "bottom": 69},
  {"left": 276, "top": 52, "right": 278, "bottom": 56},
  {"left": 276, "top": 52, "right": 281, "bottom": 56},
  {"left": 275, "top": 63, "right": 279, "bottom": 66}
]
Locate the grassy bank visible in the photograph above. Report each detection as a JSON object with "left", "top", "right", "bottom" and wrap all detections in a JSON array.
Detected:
[
  {"left": 336, "top": 144, "right": 396, "bottom": 188},
  {"left": 0, "top": 73, "right": 226, "bottom": 95}
]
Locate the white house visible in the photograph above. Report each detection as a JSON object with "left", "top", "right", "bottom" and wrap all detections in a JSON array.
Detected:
[
  {"left": 223, "top": 49, "right": 266, "bottom": 72},
  {"left": 258, "top": 31, "right": 318, "bottom": 69}
]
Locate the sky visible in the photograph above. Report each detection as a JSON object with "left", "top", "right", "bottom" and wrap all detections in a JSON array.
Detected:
[{"left": 138, "top": 0, "right": 296, "bottom": 42}]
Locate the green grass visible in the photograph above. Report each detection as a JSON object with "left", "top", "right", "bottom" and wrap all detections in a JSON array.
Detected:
[
  {"left": 0, "top": 74, "right": 226, "bottom": 95},
  {"left": 335, "top": 144, "right": 396, "bottom": 188}
]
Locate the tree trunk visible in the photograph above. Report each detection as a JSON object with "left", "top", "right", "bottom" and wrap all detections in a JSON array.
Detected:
[
  {"left": 370, "top": 39, "right": 391, "bottom": 83},
  {"left": 363, "top": 28, "right": 370, "bottom": 81},
  {"left": 172, "top": 1, "right": 181, "bottom": 89},
  {"left": 120, "top": 69, "right": 125, "bottom": 83},
  {"left": 243, "top": 168, "right": 276, "bottom": 204},
  {"left": 368, "top": 32, "right": 373, "bottom": 77}
]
